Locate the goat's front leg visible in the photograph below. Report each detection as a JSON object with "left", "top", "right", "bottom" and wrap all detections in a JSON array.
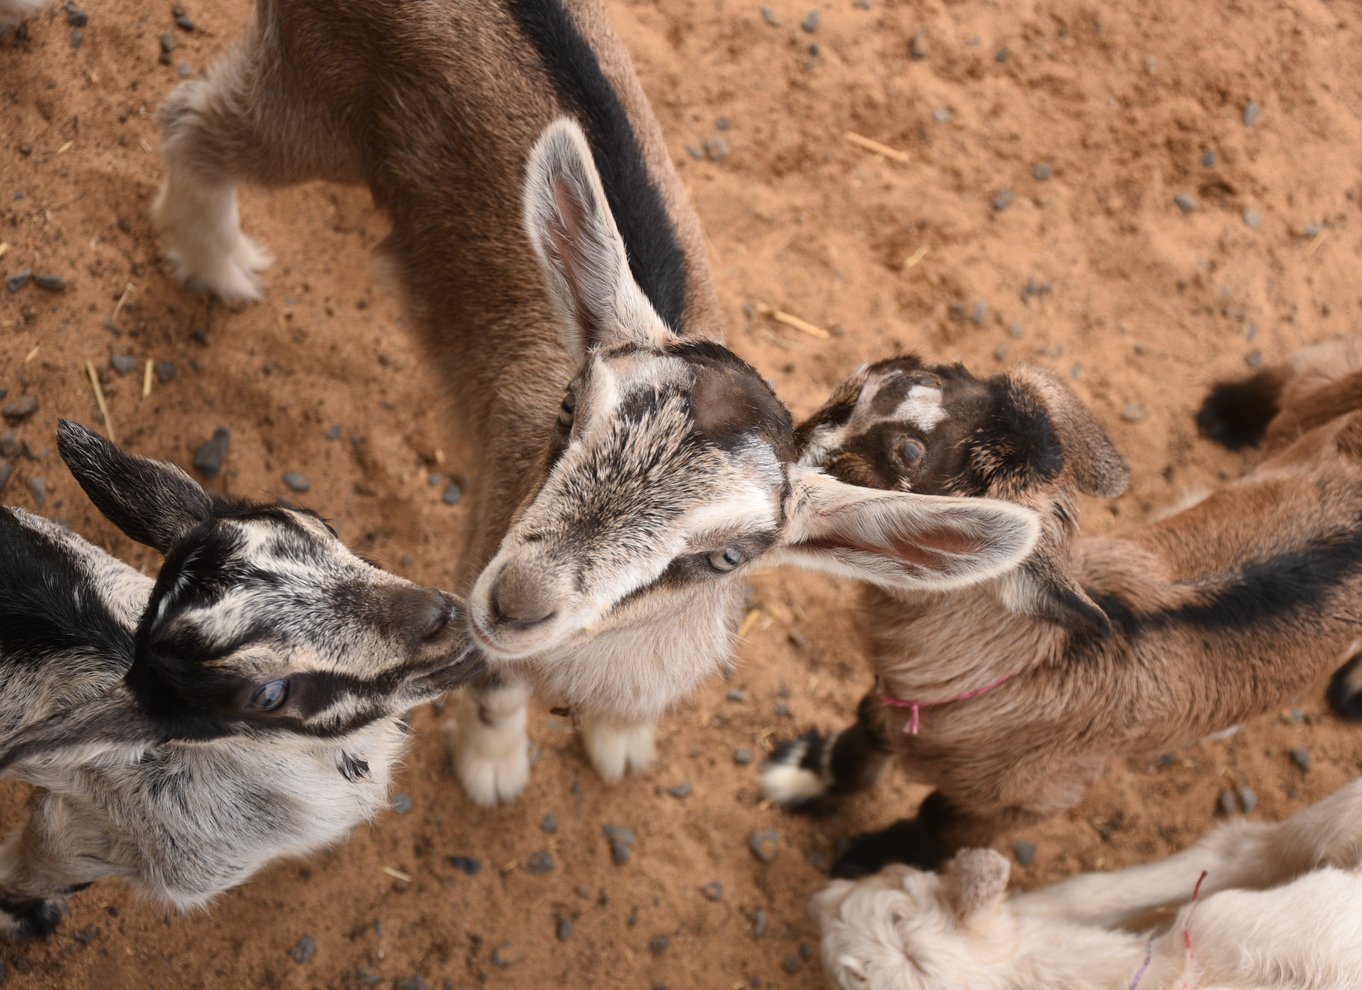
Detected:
[
  {"left": 578, "top": 716, "right": 655, "bottom": 785},
  {"left": 447, "top": 677, "right": 532, "bottom": 806},
  {"left": 761, "top": 692, "right": 893, "bottom": 813},
  {"left": 0, "top": 795, "right": 123, "bottom": 940}
]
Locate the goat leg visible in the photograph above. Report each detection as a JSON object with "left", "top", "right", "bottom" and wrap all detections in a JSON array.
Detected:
[{"left": 762, "top": 691, "right": 893, "bottom": 815}]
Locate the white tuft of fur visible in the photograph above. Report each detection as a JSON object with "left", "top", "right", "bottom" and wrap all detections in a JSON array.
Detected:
[
  {"left": 446, "top": 685, "right": 531, "bottom": 806},
  {"left": 579, "top": 718, "right": 655, "bottom": 785},
  {"left": 152, "top": 179, "right": 271, "bottom": 305},
  {"left": 0, "top": 0, "right": 47, "bottom": 30},
  {"left": 760, "top": 737, "right": 828, "bottom": 806}
]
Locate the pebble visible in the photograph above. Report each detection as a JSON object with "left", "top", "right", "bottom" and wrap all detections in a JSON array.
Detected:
[
  {"left": 910, "top": 30, "right": 928, "bottom": 60},
  {"left": 442, "top": 480, "right": 463, "bottom": 505},
  {"left": 774, "top": 702, "right": 791, "bottom": 718},
  {"left": 1289, "top": 748, "right": 1311, "bottom": 772},
  {"left": 287, "top": 935, "right": 315, "bottom": 964},
  {"left": 649, "top": 935, "right": 670, "bottom": 957},
  {"left": 1032, "top": 161, "right": 1053, "bottom": 181},
  {"left": 760, "top": 7, "right": 780, "bottom": 27},
  {"left": 1011, "top": 840, "right": 1036, "bottom": 866},
  {"left": 1120, "top": 403, "right": 1148, "bottom": 424},
  {"left": 994, "top": 344, "right": 1010, "bottom": 362},
  {"left": 800, "top": 943, "right": 814, "bottom": 961},
  {"left": 1008, "top": 322, "right": 1025, "bottom": 339},
  {"left": 931, "top": 106, "right": 952, "bottom": 123},
  {"left": 749, "top": 830, "right": 779, "bottom": 864},
  {"left": 1244, "top": 100, "right": 1263, "bottom": 128},
  {"left": 326, "top": 423, "right": 342, "bottom": 441},
  {"left": 1201, "top": 150, "right": 1216, "bottom": 168},
  {"left": 715, "top": 117, "right": 732, "bottom": 131},
  {"left": 74, "top": 925, "right": 98, "bottom": 944},
  {"left": 446, "top": 855, "right": 483, "bottom": 875},
  {"left": 192, "top": 429, "right": 230, "bottom": 478},
  {"left": 491, "top": 944, "right": 516, "bottom": 968},
  {"left": 1173, "top": 192, "right": 1197, "bottom": 214},
  {"left": 0, "top": 463, "right": 12, "bottom": 492},
  {"left": 174, "top": 11, "right": 195, "bottom": 31},
  {"left": 282, "top": 471, "right": 311, "bottom": 493},
  {"left": 782, "top": 955, "right": 802, "bottom": 975},
  {"left": 160, "top": 31, "right": 176, "bottom": 54},
  {"left": 2, "top": 396, "right": 38, "bottom": 422},
  {"left": 390, "top": 794, "right": 412, "bottom": 815},
  {"left": 995, "top": 47, "right": 1010, "bottom": 63},
  {"left": 5, "top": 270, "right": 32, "bottom": 293},
  {"left": 1217, "top": 788, "right": 1237, "bottom": 817},
  {"left": 703, "top": 137, "right": 729, "bottom": 162},
  {"left": 556, "top": 915, "right": 573, "bottom": 941},
  {"left": 666, "top": 783, "right": 692, "bottom": 799},
  {"left": 177, "top": 63, "right": 192, "bottom": 77},
  {"left": 992, "top": 189, "right": 1015, "bottom": 212},
  {"left": 800, "top": 10, "right": 819, "bottom": 33},
  {"left": 154, "top": 360, "right": 178, "bottom": 383},
  {"left": 727, "top": 688, "right": 747, "bottom": 703},
  {"left": 1245, "top": 350, "right": 1264, "bottom": 369},
  {"left": 525, "top": 850, "right": 554, "bottom": 875},
  {"left": 1238, "top": 786, "right": 1258, "bottom": 813},
  {"left": 541, "top": 812, "right": 558, "bottom": 834},
  {"left": 1286, "top": 708, "right": 1304, "bottom": 724},
  {"left": 700, "top": 881, "right": 723, "bottom": 901},
  {"left": 1243, "top": 208, "right": 1262, "bottom": 228},
  {"left": 752, "top": 909, "right": 767, "bottom": 939},
  {"left": 393, "top": 978, "right": 428, "bottom": 990},
  {"left": 110, "top": 355, "right": 137, "bottom": 376},
  {"left": 733, "top": 747, "right": 753, "bottom": 765},
  {"left": 603, "top": 824, "right": 636, "bottom": 865},
  {"left": 69, "top": 29, "right": 83, "bottom": 49},
  {"left": 65, "top": 3, "right": 87, "bottom": 26}
]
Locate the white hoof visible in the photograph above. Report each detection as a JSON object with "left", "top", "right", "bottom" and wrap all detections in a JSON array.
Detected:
[
  {"left": 152, "top": 181, "right": 271, "bottom": 306},
  {"left": 446, "top": 687, "right": 531, "bottom": 807},
  {"left": 580, "top": 720, "right": 656, "bottom": 785}
]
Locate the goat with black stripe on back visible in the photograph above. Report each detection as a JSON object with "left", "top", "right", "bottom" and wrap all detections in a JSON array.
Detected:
[
  {"left": 764, "top": 337, "right": 1362, "bottom": 878},
  {"left": 0, "top": 422, "right": 483, "bottom": 939}
]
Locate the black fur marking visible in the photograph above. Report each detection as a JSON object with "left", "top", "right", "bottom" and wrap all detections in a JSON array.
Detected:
[
  {"left": 1084, "top": 524, "right": 1362, "bottom": 645},
  {"left": 339, "top": 751, "right": 371, "bottom": 782},
  {"left": 1196, "top": 371, "right": 1281, "bottom": 451},
  {"left": 0, "top": 509, "right": 135, "bottom": 674},
  {"left": 509, "top": 0, "right": 689, "bottom": 329},
  {"left": 830, "top": 817, "right": 954, "bottom": 878},
  {"left": 670, "top": 340, "right": 795, "bottom": 461},
  {"left": 0, "top": 895, "right": 64, "bottom": 940}
]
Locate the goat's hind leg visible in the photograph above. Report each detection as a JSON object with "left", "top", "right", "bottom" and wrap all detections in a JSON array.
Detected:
[
  {"left": 0, "top": 798, "right": 119, "bottom": 940},
  {"left": 762, "top": 692, "right": 893, "bottom": 814}
]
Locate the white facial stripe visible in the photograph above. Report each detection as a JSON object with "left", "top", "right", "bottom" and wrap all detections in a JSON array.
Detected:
[{"left": 895, "top": 385, "right": 946, "bottom": 432}]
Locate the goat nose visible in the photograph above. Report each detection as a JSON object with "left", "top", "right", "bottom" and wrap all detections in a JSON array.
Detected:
[
  {"left": 489, "top": 568, "right": 558, "bottom": 631},
  {"left": 420, "top": 590, "right": 456, "bottom": 640}
]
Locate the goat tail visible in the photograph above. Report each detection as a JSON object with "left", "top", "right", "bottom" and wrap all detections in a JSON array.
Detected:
[{"left": 1196, "top": 367, "right": 1287, "bottom": 451}]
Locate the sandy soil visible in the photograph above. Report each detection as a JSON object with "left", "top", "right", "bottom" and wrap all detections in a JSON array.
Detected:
[{"left": 3, "top": 0, "right": 1362, "bottom": 987}]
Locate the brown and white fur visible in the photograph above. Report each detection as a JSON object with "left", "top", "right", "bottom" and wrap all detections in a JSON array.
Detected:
[
  {"left": 0, "top": 422, "right": 482, "bottom": 938},
  {"left": 151, "top": 0, "right": 1043, "bottom": 804},
  {"left": 812, "top": 778, "right": 1362, "bottom": 990},
  {"left": 765, "top": 341, "right": 1362, "bottom": 876}
]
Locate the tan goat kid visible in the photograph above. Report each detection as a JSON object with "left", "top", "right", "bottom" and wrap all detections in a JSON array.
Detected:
[
  {"left": 765, "top": 339, "right": 1362, "bottom": 876},
  {"left": 152, "top": 0, "right": 1041, "bottom": 805}
]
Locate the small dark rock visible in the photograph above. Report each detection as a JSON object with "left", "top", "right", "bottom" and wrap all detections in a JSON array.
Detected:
[
  {"left": 74, "top": 925, "right": 98, "bottom": 945},
  {"left": 541, "top": 812, "right": 558, "bottom": 834},
  {"left": 700, "top": 881, "right": 723, "bottom": 901},
  {"left": 490, "top": 944, "right": 516, "bottom": 968},
  {"left": 1011, "top": 840, "right": 1036, "bottom": 866},
  {"left": 65, "top": 3, "right": 88, "bottom": 27},
  {"left": 1201, "top": 150, "right": 1217, "bottom": 168},
  {"left": 326, "top": 423, "right": 342, "bottom": 441},
  {"left": 799, "top": 943, "right": 814, "bottom": 961},
  {"left": 25, "top": 475, "right": 44, "bottom": 506},
  {"left": 1032, "top": 161, "right": 1053, "bottom": 181},
  {"left": 446, "top": 855, "right": 482, "bottom": 875},
  {"left": 1238, "top": 786, "right": 1258, "bottom": 813},
  {"left": 733, "top": 747, "right": 753, "bottom": 765},
  {"left": 910, "top": 30, "right": 928, "bottom": 60},
  {"left": 649, "top": 934, "right": 670, "bottom": 957},
  {"left": 69, "top": 29, "right": 83, "bottom": 48},
  {"left": 782, "top": 955, "right": 802, "bottom": 975},
  {"left": 704, "top": 137, "right": 729, "bottom": 162},
  {"left": 282, "top": 471, "right": 311, "bottom": 493},
  {"left": 154, "top": 360, "right": 178, "bottom": 383},
  {"left": 603, "top": 824, "right": 636, "bottom": 865},
  {"left": 667, "top": 783, "right": 692, "bottom": 799},
  {"left": 1289, "top": 748, "right": 1311, "bottom": 772},
  {"left": 749, "top": 830, "right": 779, "bottom": 864},
  {"left": 174, "top": 12, "right": 195, "bottom": 31},
  {"left": 1243, "top": 100, "right": 1263, "bottom": 128},
  {"left": 160, "top": 31, "right": 176, "bottom": 53},
  {"left": 1243, "top": 208, "right": 1262, "bottom": 228},
  {"left": 176, "top": 62, "right": 192, "bottom": 77},
  {"left": 760, "top": 7, "right": 780, "bottom": 27},
  {"left": 110, "top": 355, "right": 138, "bottom": 376},
  {"left": 5, "top": 270, "right": 32, "bottom": 294},
  {"left": 555, "top": 915, "right": 573, "bottom": 941},
  {"left": 800, "top": 10, "right": 819, "bottom": 33},
  {"left": 393, "top": 978, "right": 427, "bottom": 990},
  {"left": 992, "top": 189, "right": 1015, "bottom": 212},
  {"left": 1246, "top": 350, "right": 1264, "bottom": 369},
  {"left": 726, "top": 688, "right": 747, "bottom": 703},
  {"left": 390, "top": 794, "right": 412, "bottom": 815},
  {"left": 2, "top": 396, "right": 38, "bottom": 421},
  {"left": 525, "top": 850, "right": 554, "bottom": 875},
  {"left": 715, "top": 117, "right": 732, "bottom": 131},
  {"left": 1217, "top": 788, "right": 1237, "bottom": 817},
  {"left": 192, "top": 428, "right": 230, "bottom": 478},
  {"left": 287, "top": 935, "right": 315, "bottom": 964},
  {"left": 752, "top": 909, "right": 767, "bottom": 939},
  {"left": 442, "top": 480, "right": 463, "bottom": 505},
  {"left": 774, "top": 703, "right": 791, "bottom": 718},
  {"left": 1173, "top": 192, "right": 1198, "bottom": 214}
]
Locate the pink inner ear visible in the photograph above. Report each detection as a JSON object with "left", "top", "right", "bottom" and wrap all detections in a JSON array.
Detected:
[
  {"left": 547, "top": 179, "right": 597, "bottom": 338},
  {"left": 796, "top": 523, "right": 984, "bottom": 576}
]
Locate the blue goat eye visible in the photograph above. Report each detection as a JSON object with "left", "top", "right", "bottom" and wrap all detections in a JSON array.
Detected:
[
  {"left": 706, "top": 547, "right": 745, "bottom": 573},
  {"left": 249, "top": 679, "right": 289, "bottom": 712}
]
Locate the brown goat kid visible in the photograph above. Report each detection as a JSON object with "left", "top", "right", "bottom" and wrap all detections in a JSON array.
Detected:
[{"left": 763, "top": 339, "right": 1362, "bottom": 877}]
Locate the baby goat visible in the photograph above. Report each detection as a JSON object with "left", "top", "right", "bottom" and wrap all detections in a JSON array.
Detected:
[
  {"left": 765, "top": 340, "right": 1362, "bottom": 876},
  {"left": 0, "top": 422, "right": 482, "bottom": 938},
  {"left": 812, "top": 778, "right": 1362, "bottom": 990}
]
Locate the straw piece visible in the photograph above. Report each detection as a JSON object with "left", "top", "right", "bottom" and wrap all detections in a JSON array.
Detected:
[
  {"left": 85, "top": 360, "right": 116, "bottom": 442},
  {"left": 903, "top": 245, "right": 929, "bottom": 270},
  {"left": 845, "top": 131, "right": 910, "bottom": 164},
  {"left": 755, "top": 302, "right": 831, "bottom": 340},
  {"left": 142, "top": 359, "right": 153, "bottom": 399},
  {"left": 382, "top": 866, "right": 412, "bottom": 883}
]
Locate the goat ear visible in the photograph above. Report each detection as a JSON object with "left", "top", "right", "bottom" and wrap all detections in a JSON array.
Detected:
[
  {"left": 0, "top": 688, "right": 158, "bottom": 777},
  {"left": 1006, "top": 368, "right": 1131, "bottom": 498},
  {"left": 522, "top": 117, "right": 675, "bottom": 357},
  {"left": 1005, "top": 545, "right": 1111, "bottom": 637},
  {"left": 774, "top": 467, "right": 1040, "bottom": 593},
  {"left": 58, "top": 421, "right": 212, "bottom": 554},
  {"left": 945, "top": 849, "right": 1011, "bottom": 920}
]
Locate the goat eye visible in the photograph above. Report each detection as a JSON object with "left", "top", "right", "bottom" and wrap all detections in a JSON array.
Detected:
[
  {"left": 897, "top": 437, "right": 927, "bottom": 470},
  {"left": 706, "top": 547, "right": 745, "bottom": 573},
  {"left": 248, "top": 679, "right": 289, "bottom": 713},
  {"left": 558, "top": 393, "right": 576, "bottom": 428}
]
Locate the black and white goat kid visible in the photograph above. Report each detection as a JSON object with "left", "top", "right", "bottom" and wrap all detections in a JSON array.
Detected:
[{"left": 0, "top": 422, "right": 482, "bottom": 938}]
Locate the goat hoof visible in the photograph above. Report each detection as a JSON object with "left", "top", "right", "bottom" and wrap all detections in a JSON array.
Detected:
[
  {"left": 0, "top": 896, "right": 64, "bottom": 941},
  {"left": 760, "top": 731, "right": 838, "bottom": 816},
  {"left": 580, "top": 721, "right": 655, "bottom": 785},
  {"left": 1328, "top": 652, "right": 1362, "bottom": 721},
  {"left": 830, "top": 819, "right": 953, "bottom": 879}
]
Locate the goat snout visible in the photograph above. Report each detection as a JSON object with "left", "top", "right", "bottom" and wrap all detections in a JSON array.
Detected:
[{"left": 488, "top": 566, "right": 558, "bottom": 631}]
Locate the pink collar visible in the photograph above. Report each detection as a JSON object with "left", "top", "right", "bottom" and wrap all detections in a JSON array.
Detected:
[{"left": 880, "top": 673, "right": 1016, "bottom": 735}]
